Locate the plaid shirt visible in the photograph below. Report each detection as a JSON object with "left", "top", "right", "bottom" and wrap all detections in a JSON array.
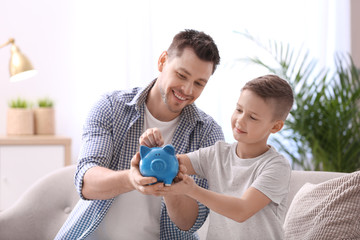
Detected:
[{"left": 55, "top": 80, "right": 224, "bottom": 240}]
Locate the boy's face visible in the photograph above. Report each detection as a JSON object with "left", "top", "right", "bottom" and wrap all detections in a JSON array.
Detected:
[
  {"left": 231, "top": 89, "right": 283, "bottom": 146},
  {"left": 155, "top": 48, "right": 213, "bottom": 119}
]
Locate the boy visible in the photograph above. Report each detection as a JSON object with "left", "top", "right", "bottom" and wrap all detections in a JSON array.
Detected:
[{"left": 139, "top": 74, "right": 294, "bottom": 239}]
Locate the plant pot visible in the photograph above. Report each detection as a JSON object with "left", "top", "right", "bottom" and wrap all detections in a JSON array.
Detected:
[
  {"left": 34, "top": 107, "right": 55, "bottom": 135},
  {"left": 7, "top": 108, "right": 34, "bottom": 135}
]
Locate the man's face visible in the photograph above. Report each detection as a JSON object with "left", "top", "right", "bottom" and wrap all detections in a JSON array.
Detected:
[{"left": 156, "top": 48, "right": 213, "bottom": 118}]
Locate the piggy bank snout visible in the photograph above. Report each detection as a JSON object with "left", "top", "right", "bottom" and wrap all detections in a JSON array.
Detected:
[{"left": 150, "top": 159, "right": 167, "bottom": 172}]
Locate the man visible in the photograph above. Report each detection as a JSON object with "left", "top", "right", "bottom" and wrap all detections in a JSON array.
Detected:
[{"left": 55, "top": 29, "right": 224, "bottom": 239}]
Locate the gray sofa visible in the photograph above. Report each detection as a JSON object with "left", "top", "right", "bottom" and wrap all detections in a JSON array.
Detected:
[{"left": 0, "top": 165, "right": 349, "bottom": 240}]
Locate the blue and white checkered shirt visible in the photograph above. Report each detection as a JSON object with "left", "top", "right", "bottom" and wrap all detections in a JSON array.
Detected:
[{"left": 55, "top": 80, "right": 224, "bottom": 240}]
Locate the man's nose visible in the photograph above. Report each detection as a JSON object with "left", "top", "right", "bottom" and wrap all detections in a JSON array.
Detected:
[{"left": 181, "top": 81, "right": 193, "bottom": 95}]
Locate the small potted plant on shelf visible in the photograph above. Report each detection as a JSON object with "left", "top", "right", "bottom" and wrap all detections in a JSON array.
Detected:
[
  {"left": 34, "top": 97, "right": 55, "bottom": 135},
  {"left": 7, "top": 97, "right": 34, "bottom": 135}
]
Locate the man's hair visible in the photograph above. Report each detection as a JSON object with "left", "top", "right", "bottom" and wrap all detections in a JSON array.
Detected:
[
  {"left": 242, "top": 75, "right": 294, "bottom": 120},
  {"left": 167, "top": 29, "right": 220, "bottom": 74}
]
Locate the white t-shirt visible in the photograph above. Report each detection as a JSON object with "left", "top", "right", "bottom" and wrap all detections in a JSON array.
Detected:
[
  {"left": 143, "top": 104, "right": 180, "bottom": 145},
  {"left": 87, "top": 105, "right": 179, "bottom": 240},
  {"left": 187, "top": 141, "right": 291, "bottom": 240}
]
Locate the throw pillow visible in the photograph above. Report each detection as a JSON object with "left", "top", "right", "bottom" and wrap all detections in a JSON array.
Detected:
[{"left": 283, "top": 171, "right": 360, "bottom": 240}]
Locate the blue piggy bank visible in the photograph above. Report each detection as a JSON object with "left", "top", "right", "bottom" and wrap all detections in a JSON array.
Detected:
[{"left": 139, "top": 144, "right": 179, "bottom": 186}]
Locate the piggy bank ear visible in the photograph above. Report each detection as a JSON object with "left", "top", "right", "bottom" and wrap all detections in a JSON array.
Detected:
[
  {"left": 140, "top": 145, "right": 152, "bottom": 159},
  {"left": 163, "top": 144, "right": 175, "bottom": 156}
]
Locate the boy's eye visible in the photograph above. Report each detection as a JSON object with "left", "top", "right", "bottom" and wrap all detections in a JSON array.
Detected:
[
  {"left": 250, "top": 116, "right": 257, "bottom": 120},
  {"left": 236, "top": 108, "right": 242, "bottom": 113}
]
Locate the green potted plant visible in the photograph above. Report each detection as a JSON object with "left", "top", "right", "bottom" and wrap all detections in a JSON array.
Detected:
[
  {"left": 7, "top": 97, "right": 34, "bottom": 135},
  {"left": 34, "top": 97, "right": 55, "bottom": 135},
  {"left": 237, "top": 32, "right": 360, "bottom": 173}
]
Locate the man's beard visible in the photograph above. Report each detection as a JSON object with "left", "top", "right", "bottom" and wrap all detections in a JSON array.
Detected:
[
  {"left": 159, "top": 86, "right": 182, "bottom": 114},
  {"left": 159, "top": 86, "right": 167, "bottom": 105}
]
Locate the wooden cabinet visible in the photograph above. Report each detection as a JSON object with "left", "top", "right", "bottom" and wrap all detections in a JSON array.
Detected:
[{"left": 0, "top": 136, "right": 71, "bottom": 210}]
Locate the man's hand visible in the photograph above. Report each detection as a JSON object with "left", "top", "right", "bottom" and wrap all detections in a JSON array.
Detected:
[
  {"left": 129, "top": 152, "right": 165, "bottom": 196},
  {"left": 139, "top": 128, "right": 164, "bottom": 147}
]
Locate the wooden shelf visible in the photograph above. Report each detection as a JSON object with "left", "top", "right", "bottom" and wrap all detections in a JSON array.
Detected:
[{"left": 0, "top": 135, "right": 72, "bottom": 166}]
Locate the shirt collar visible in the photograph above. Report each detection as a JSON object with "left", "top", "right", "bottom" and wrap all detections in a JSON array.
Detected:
[{"left": 127, "top": 79, "right": 156, "bottom": 108}]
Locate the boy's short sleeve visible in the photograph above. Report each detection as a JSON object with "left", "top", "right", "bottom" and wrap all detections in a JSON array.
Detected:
[
  {"left": 186, "top": 150, "right": 206, "bottom": 179},
  {"left": 251, "top": 156, "right": 291, "bottom": 204},
  {"left": 186, "top": 141, "right": 230, "bottom": 180}
]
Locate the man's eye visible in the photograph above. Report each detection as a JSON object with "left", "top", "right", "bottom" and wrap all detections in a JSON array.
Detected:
[
  {"left": 195, "top": 82, "right": 205, "bottom": 87},
  {"left": 177, "top": 72, "right": 186, "bottom": 79}
]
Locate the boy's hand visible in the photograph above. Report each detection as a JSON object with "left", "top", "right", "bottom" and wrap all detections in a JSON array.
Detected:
[
  {"left": 173, "top": 163, "right": 187, "bottom": 183},
  {"left": 139, "top": 128, "right": 164, "bottom": 147},
  {"left": 160, "top": 173, "right": 197, "bottom": 196}
]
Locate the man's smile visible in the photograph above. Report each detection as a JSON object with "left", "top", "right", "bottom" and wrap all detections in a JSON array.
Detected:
[{"left": 173, "top": 90, "right": 188, "bottom": 101}]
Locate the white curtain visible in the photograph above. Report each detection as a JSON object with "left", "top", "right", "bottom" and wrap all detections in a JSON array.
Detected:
[{"left": 70, "top": 0, "right": 350, "bottom": 145}]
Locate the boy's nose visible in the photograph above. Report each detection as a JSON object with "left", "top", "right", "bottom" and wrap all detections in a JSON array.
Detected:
[{"left": 236, "top": 116, "right": 245, "bottom": 126}]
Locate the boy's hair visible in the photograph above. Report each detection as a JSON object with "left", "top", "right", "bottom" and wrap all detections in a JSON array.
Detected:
[
  {"left": 167, "top": 29, "right": 220, "bottom": 74},
  {"left": 242, "top": 75, "right": 294, "bottom": 120}
]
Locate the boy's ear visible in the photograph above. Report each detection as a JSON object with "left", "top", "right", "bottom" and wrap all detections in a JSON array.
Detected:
[
  {"left": 158, "top": 51, "right": 168, "bottom": 72},
  {"left": 270, "top": 120, "right": 284, "bottom": 133}
]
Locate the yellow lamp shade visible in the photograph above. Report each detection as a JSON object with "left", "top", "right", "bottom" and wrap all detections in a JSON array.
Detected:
[{"left": 9, "top": 43, "right": 37, "bottom": 82}]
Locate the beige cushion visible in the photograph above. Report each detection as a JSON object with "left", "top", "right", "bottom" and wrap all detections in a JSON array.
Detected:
[{"left": 283, "top": 171, "right": 360, "bottom": 240}]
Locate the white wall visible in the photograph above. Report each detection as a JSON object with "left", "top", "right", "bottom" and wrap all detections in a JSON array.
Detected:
[
  {"left": 0, "top": 0, "right": 75, "bottom": 155},
  {"left": 351, "top": 0, "right": 360, "bottom": 67},
  {"left": 0, "top": 0, "right": 351, "bottom": 164}
]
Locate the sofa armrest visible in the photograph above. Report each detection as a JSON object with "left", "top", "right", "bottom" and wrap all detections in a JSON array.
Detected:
[{"left": 0, "top": 165, "right": 79, "bottom": 240}]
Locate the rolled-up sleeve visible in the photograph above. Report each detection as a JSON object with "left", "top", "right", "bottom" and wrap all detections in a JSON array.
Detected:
[{"left": 74, "top": 94, "right": 115, "bottom": 199}]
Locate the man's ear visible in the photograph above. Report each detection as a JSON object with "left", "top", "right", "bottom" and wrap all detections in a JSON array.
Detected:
[
  {"left": 270, "top": 120, "right": 284, "bottom": 133},
  {"left": 158, "top": 51, "right": 168, "bottom": 72}
]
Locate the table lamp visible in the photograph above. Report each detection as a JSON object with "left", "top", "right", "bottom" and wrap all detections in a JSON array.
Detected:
[{"left": 0, "top": 38, "right": 37, "bottom": 82}]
